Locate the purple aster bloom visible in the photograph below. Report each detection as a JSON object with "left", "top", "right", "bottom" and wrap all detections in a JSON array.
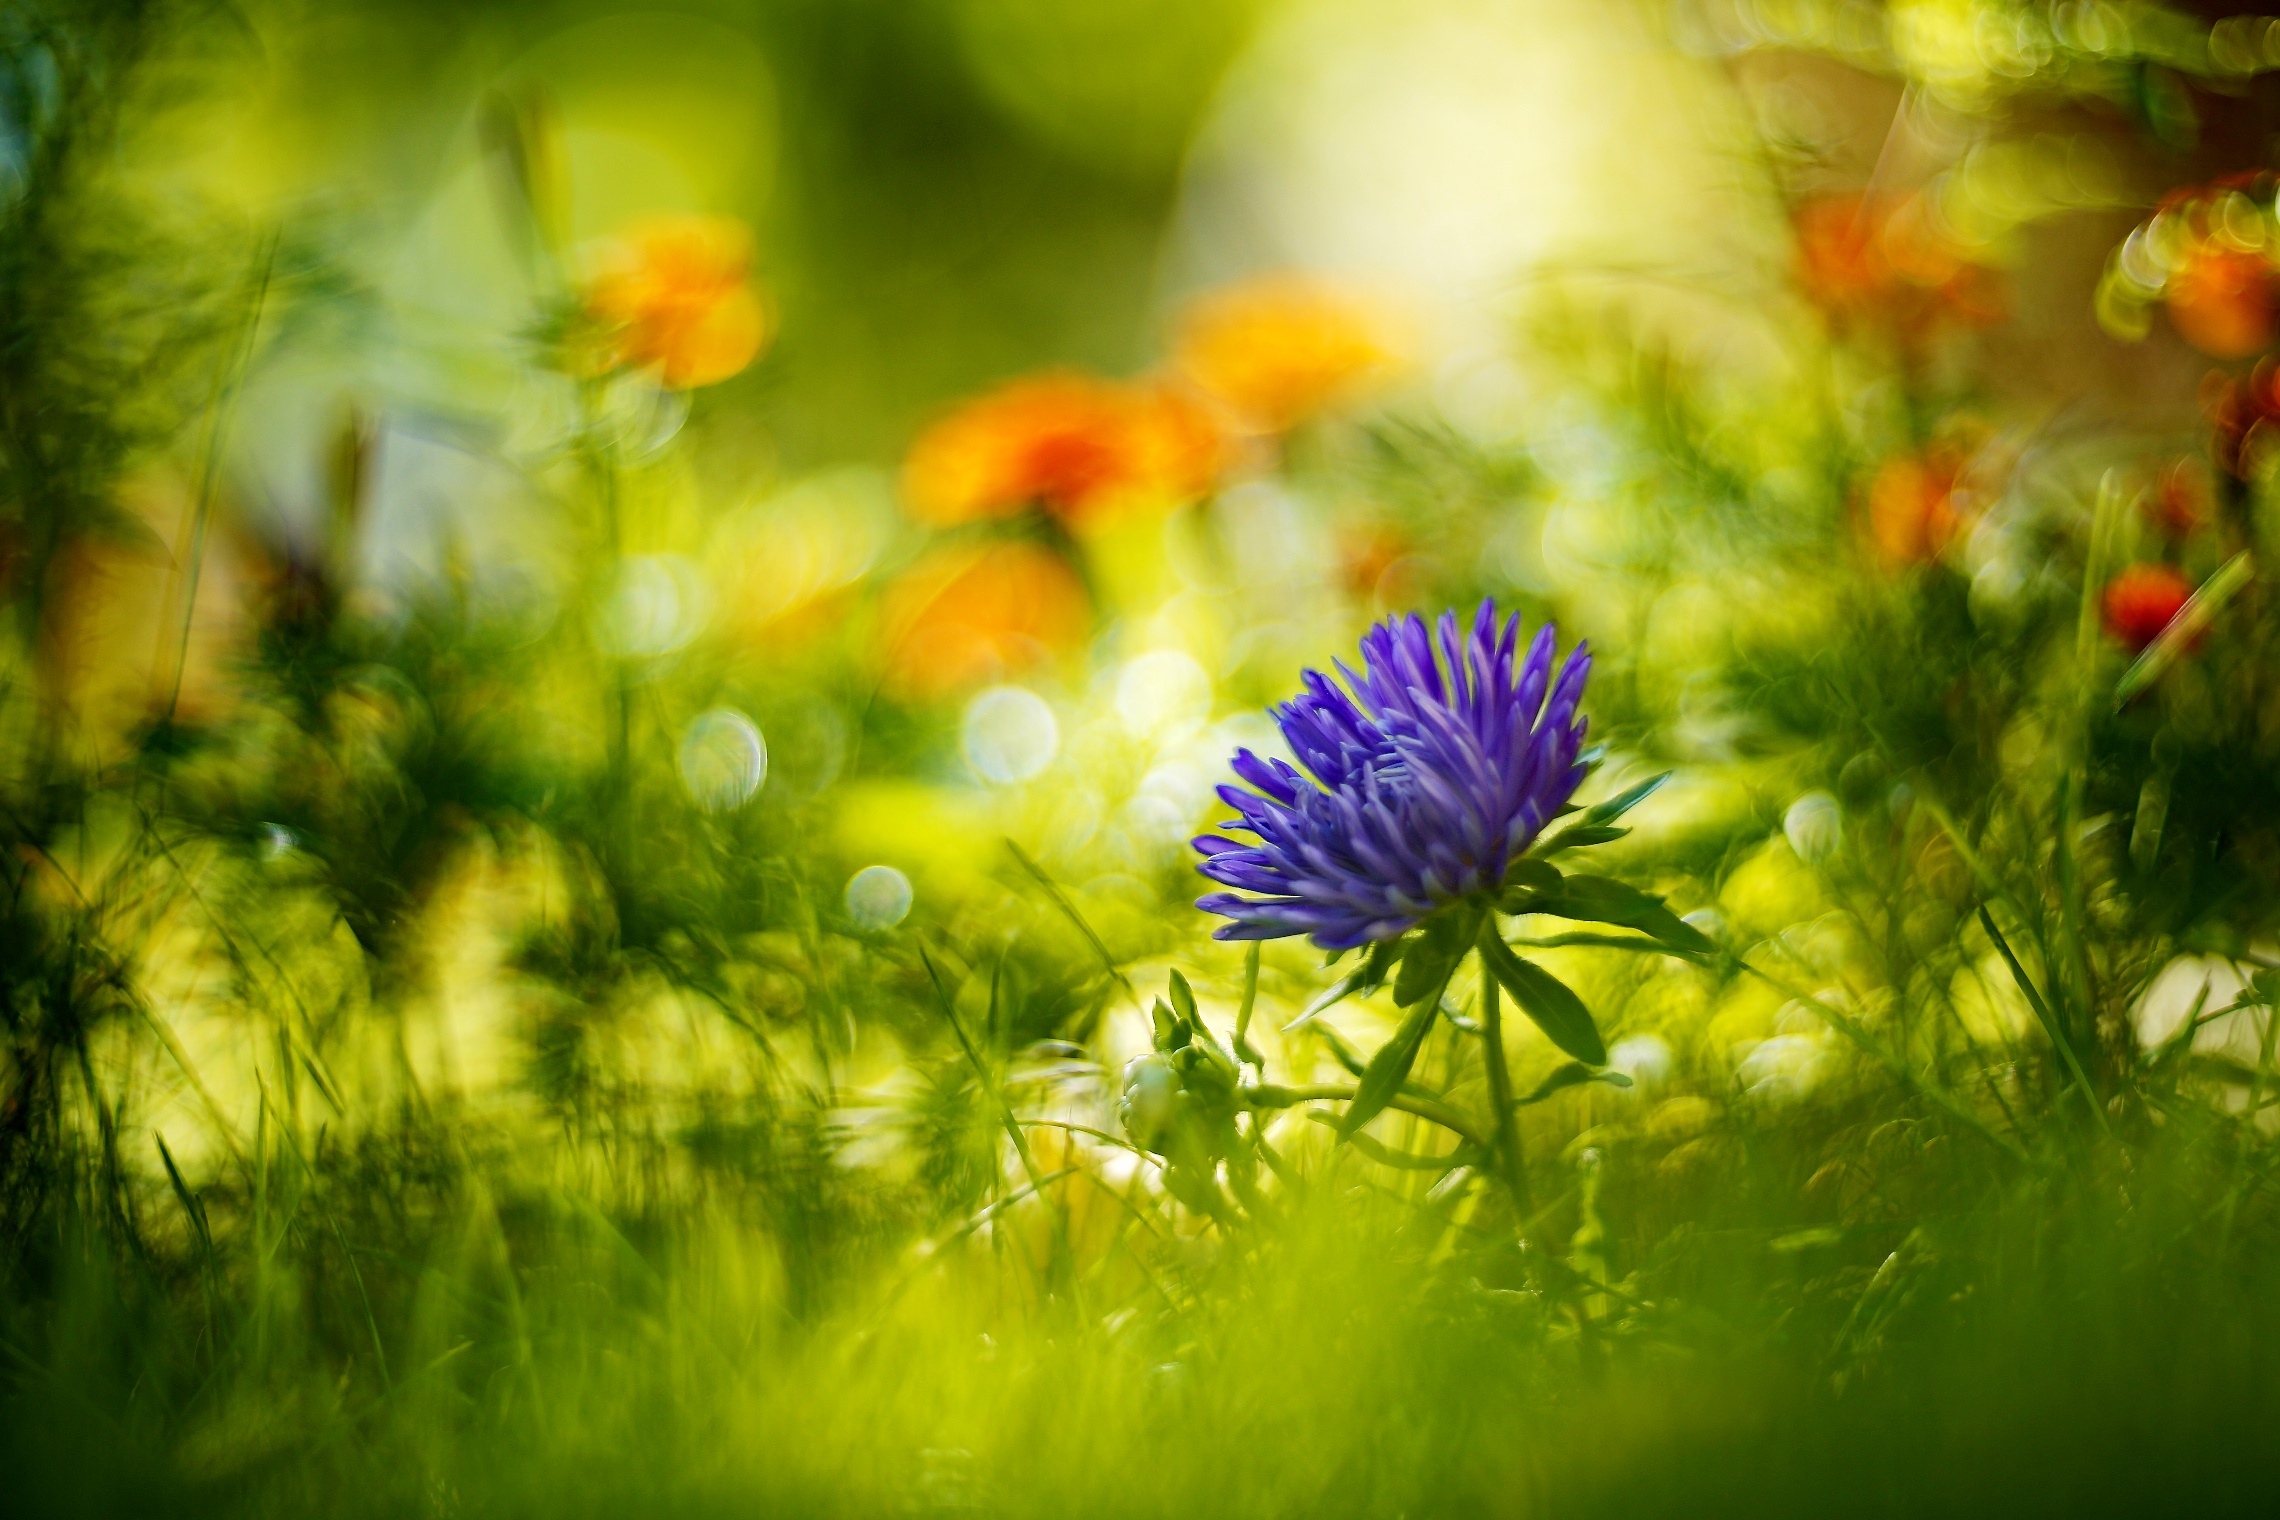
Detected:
[{"left": 1192, "top": 601, "right": 1591, "bottom": 950}]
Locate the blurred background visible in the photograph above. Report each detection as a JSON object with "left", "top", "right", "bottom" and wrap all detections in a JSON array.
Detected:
[{"left": 18, "top": 0, "right": 2280, "bottom": 1513}]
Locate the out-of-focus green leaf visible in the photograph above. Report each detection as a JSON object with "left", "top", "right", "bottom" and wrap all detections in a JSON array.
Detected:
[
  {"left": 1518, "top": 1061, "right": 1632, "bottom": 1105},
  {"left": 1534, "top": 824, "right": 1628, "bottom": 856},
  {"left": 2115, "top": 551, "right": 2252, "bottom": 706},
  {"left": 1530, "top": 875, "right": 1711, "bottom": 953},
  {"left": 1509, "top": 931, "right": 1703, "bottom": 958},
  {"left": 1583, "top": 772, "right": 1668, "bottom": 826}
]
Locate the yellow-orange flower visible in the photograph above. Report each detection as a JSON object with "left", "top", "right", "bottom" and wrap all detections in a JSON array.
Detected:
[
  {"left": 1865, "top": 444, "right": 1976, "bottom": 568},
  {"left": 902, "top": 371, "right": 1225, "bottom": 531},
  {"left": 1174, "top": 275, "right": 1399, "bottom": 432},
  {"left": 581, "top": 216, "right": 772, "bottom": 389},
  {"left": 877, "top": 541, "right": 1091, "bottom": 699}
]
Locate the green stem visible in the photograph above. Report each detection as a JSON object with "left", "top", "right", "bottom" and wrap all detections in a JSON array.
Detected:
[
  {"left": 1477, "top": 927, "right": 1534, "bottom": 1218},
  {"left": 920, "top": 946, "right": 1083, "bottom": 1306}
]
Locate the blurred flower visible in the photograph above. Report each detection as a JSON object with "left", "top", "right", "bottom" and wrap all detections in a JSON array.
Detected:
[
  {"left": 2165, "top": 246, "right": 2279, "bottom": 359},
  {"left": 580, "top": 215, "right": 772, "bottom": 389},
  {"left": 2100, "top": 176, "right": 2280, "bottom": 360},
  {"left": 901, "top": 371, "right": 1225, "bottom": 531},
  {"left": 1173, "top": 274, "right": 1401, "bottom": 432},
  {"left": 1864, "top": 443, "right": 1976, "bottom": 567},
  {"left": 1192, "top": 602, "right": 1590, "bottom": 948},
  {"left": 1793, "top": 192, "right": 2004, "bottom": 334},
  {"left": 2208, "top": 360, "right": 2280, "bottom": 480},
  {"left": 877, "top": 541, "right": 1090, "bottom": 699},
  {"left": 2149, "top": 460, "right": 2212, "bottom": 538},
  {"left": 2102, "top": 564, "right": 2195, "bottom": 653},
  {"left": 1336, "top": 521, "right": 1421, "bottom": 604}
]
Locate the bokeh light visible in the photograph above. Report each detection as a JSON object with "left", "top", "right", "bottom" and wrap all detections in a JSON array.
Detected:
[
  {"left": 677, "top": 708, "right": 768, "bottom": 812},
  {"left": 961, "top": 684, "right": 1060, "bottom": 783},
  {"left": 843, "top": 863, "right": 914, "bottom": 929}
]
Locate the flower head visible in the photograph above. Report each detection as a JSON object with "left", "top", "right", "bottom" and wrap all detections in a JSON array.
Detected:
[
  {"left": 2208, "top": 361, "right": 2280, "bottom": 479},
  {"left": 877, "top": 540, "right": 1091, "bottom": 699},
  {"left": 902, "top": 371, "right": 1225, "bottom": 531},
  {"left": 2102, "top": 175, "right": 2280, "bottom": 359},
  {"left": 1864, "top": 439, "right": 1985, "bottom": 568},
  {"left": 581, "top": 215, "right": 772, "bottom": 389},
  {"left": 1793, "top": 192, "right": 2003, "bottom": 334},
  {"left": 2149, "top": 460, "right": 2212, "bottom": 539},
  {"left": 2103, "top": 564, "right": 2196, "bottom": 653},
  {"left": 2166, "top": 246, "right": 2279, "bottom": 359},
  {"left": 1174, "top": 274, "right": 1401, "bottom": 433},
  {"left": 1193, "top": 602, "right": 1590, "bottom": 948}
]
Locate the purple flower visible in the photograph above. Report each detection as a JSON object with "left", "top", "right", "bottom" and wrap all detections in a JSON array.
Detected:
[{"left": 1193, "top": 602, "right": 1591, "bottom": 949}]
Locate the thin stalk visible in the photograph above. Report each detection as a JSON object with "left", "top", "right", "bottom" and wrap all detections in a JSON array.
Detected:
[
  {"left": 1740, "top": 957, "right": 2037, "bottom": 1168},
  {"left": 1477, "top": 926, "right": 1533, "bottom": 1217},
  {"left": 1006, "top": 839, "right": 1141, "bottom": 1009},
  {"left": 919, "top": 945, "right": 1082, "bottom": 1307},
  {"left": 1240, "top": 1083, "right": 1488, "bottom": 1148},
  {"left": 158, "top": 234, "right": 275, "bottom": 735},
  {"left": 1978, "top": 905, "right": 2112, "bottom": 1140}
]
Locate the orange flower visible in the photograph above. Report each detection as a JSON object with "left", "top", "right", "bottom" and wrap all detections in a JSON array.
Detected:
[
  {"left": 877, "top": 541, "right": 1091, "bottom": 699},
  {"left": 2149, "top": 460, "right": 2212, "bottom": 538},
  {"left": 2102, "top": 564, "right": 2196, "bottom": 652},
  {"left": 1865, "top": 446, "right": 1975, "bottom": 567},
  {"left": 902, "top": 372, "right": 1224, "bottom": 532},
  {"left": 1794, "top": 193, "right": 2003, "bottom": 333},
  {"left": 2165, "top": 247, "right": 2279, "bottom": 359},
  {"left": 1173, "top": 275, "right": 1400, "bottom": 432},
  {"left": 1336, "top": 522, "right": 1420, "bottom": 604},
  {"left": 581, "top": 216, "right": 772, "bottom": 389}
]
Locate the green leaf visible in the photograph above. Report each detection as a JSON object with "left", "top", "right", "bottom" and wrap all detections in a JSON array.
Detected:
[
  {"left": 155, "top": 1135, "right": 212, "bottom": 1256},
  {"left": 1534, "top": 825, "right": 1628, "bottom": 857},
  {"left": 1287, "top": 937, "right": 1405, "bottom": 1028},
  {"left": 1504, "top": 859, "right": 1563, "bottom": 895},
  {"left": 1339, "top": 913, "right": 1475, "bottom": 1140},
  {"left": 1518, "top": 1060, "right": 1634, "bottom": 1105},
  {"left": 1151, "top": 998, "right": 1182, "bottom": 1049},
  {"left": 1356, "top": 936, "right": 1405, "bottom": 993},
  {"left": 1233, "top": 943, "right": 1264, "bottom": 1067},
  {"left": 1582, "top": 772, "right": 1670, "bottom": 826},
  {"left": 1166, "top": 969, "right": 1200, "bottom": 1026},
  {"left": 1535, "top": 875, "right": 1711, "bottom": 953},
  {"left": 1509, "top": 931, "right": 1705, "bottom": 960},
  {"left": 1309, "top": 1021, "right": 1369, "bottom": 1078},
  {"left": 2115, "top": 549, "right": 2252, "bottom": 707},
  {"left": 1306, "top": 1112, "right": 1481, "bottom": 1172},
  {"left": 1478, "top": 934, "right": 1606, "bottom": 1064},
  {"left": 1393, "top": 910, "right": 1476, "bottom": 1008},
  {"left": 1338, "top": 995, "right": 1442, "bottom": 1139},
  {"left": 1164, "top": 968, "right": 1232, "bottom": 1061}
]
